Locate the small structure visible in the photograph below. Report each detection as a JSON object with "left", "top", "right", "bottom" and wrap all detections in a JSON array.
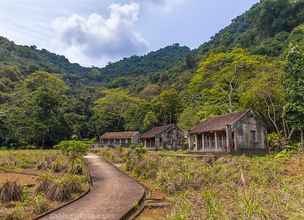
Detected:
[
  {"left": 188, "top": 110, "right": 266, "bottom": 153},
  {"left": 141, "top": 124, "right": 184, "bottom": 150},
  {"left": 99, "top": 131, "right": 140, "bottom": 147}
]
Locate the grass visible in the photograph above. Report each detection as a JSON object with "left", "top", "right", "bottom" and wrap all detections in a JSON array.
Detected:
[
  {"left": 96, "top": 147, "right": 304, "bottom": 219},
  {"left": 0, "top": 150, "right": 89, "bottom": 220}
]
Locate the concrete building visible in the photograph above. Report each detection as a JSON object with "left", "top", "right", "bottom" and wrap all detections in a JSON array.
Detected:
[
  {"left": 99, "top": 131, "right": 140, "bottom": 147},
  {"left": 141, "top": 124, "right": 184, "bottom": 150},
  {"left": 188, "top": 110, "right": 266, "bottom": 153}
]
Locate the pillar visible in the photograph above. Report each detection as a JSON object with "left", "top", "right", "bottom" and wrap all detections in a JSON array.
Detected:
[
  {"left": 188, "top": 135, "right": 191, "bottom": 151},
  {"left": 144, "top": 139, "right": 147, "bottom": 148},
  {"left": 226, "top": 125, "right": 233, "bottom": 152},
  {"left": 202, "top": 133, "right": 205, "bottom": 152},
  {"left": 215, "top": 132, "right": 218, "bottom": 151},
  {"left": 195, "top": 135, "right": 198, "bottom": 152}
]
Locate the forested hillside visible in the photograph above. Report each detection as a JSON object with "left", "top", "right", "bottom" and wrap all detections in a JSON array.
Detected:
[
  {"left": 198, "top": 0, "right": 304, "bottom": 57},
  {"left": 1, "top": 0, "right": 304, "bottom": 148}
]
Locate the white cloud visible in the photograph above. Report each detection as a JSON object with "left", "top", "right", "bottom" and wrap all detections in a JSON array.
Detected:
[
  {"left": 140, "top": 0, "right": 186, "bottom": 12},
  {"left": 51, "top": 2, "right": 148, "bottom": 66}
]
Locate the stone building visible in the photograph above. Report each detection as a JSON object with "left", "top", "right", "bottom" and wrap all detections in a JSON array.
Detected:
[
  {"left": 99, "top": 131, "right": 140, "bottom": 147},
  {"left": 141, "top": 124, "right": 184, "bottom": 150},
  {"left": 188, "top": 110, "right": 266, "bottom": 153}
]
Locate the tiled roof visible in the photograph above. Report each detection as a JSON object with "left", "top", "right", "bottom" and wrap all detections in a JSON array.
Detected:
[
  {"left": 190, "top": 111, "right": 249, "bottom": 134},
  {"left": 141, "top": 124, "right": 175, "bottom": 139},
  {"left": 100, "top": 131, "right": 139, "bottom": 139}
]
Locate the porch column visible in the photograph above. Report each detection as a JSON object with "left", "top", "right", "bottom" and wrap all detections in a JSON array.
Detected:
[
  {"left": 202, "top": 133, "right": 205, "bottom": 152},
  {"left": 215, "top": 132, "right": 218, "bottom": 150},
  {"left": 226, "top": 125, "right": 233, "bottom": 152},
  {"left": 195, "top": 135, "right": 198, "bottom": 152},
  {"left": 144, "top": 139, "right": 147, "bottom": 148}
]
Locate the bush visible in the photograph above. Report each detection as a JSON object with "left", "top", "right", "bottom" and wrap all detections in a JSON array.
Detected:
[
  {"left": 267, "top": 132, "right": 287, "bottom": 151},
  {"left": 35, "top": 174, "right": 53, "bottom": 195},
  {"left": 33, "top": 194, "right": 49, "bottom": 215},
  {"left": 0, "top": 182, "right": 22, "bottom": 203},
  {"left": 37, "top": 174, "right": 84, "bottom": 202},
  {"left": 68, "top": 158, "right": 86, "bottom": 175},
  {"left": 125, "top": 144, "right": 146, "bottom": 172},
  {"left": 56, "top": 140, "right": 89, "bottom": 158},
  {"left": 51, "top": 158, "right": 67, "bottom": 173}
]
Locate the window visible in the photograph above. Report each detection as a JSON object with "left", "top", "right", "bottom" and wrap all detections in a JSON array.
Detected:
[{"left": 251, "top": 130, "right": 257, "bottom": 143}]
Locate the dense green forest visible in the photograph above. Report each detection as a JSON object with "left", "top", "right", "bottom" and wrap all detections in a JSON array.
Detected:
[{"left": 1, "top": 0, "right": 304, "bottom": 147}]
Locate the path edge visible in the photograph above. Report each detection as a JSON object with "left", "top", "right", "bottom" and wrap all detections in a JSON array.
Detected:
[
  {"left": 101, "top": 158, "right": 149, "bottom": 220},
  {"left": 34, "top": 158, "right": 93, "bottom": 220}
]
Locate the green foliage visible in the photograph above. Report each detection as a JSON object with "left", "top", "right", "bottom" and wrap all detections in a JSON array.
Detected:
[
  {"left": 198, "top": 0, "right": 304, "bottom": 57},
  {"left": 143, "top": 111, "right": 158, "bottom": 130},
  {"left": 284, "top": 45, "right": 304, "bottom": 130},
  {"left": 267, "top": 132, "right": 286, "bottom": 150},
  {"left": 33, "top": 194, "right": 49, "bottom": 215},
  {"left": 189, "top": 49, "right": 284, "bottom": 122},
  {"left": 56, "top": 140, "right": 89, "bottom": 158}
]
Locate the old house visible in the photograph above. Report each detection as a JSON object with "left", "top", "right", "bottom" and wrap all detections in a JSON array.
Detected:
[
  {"left": 141, "top": 124, "right": 184, "bottom": 150},
  {"left": 99, "top": 131, "right": 140, "bottom": 147},
  {"left": 188, "top": 110, "right": 266, "bottom": 153}
]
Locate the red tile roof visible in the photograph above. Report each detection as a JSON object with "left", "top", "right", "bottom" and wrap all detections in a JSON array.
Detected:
[
  {"left": 190, "top": 111, "right": 249, "bottom": 134},
  {"left": 141, "top": 124, "right": 175, "bottom": 139},
  {"left": 100, "top": 131, "right": 139, "bottom": 139}
]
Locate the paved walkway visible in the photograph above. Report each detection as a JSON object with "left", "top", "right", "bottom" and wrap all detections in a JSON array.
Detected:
[{"left": 40, "top": 154, "right": 145, "bottom": 220}]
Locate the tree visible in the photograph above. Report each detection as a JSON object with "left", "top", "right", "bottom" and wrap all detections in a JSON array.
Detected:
[
  {"left": 4, "top": 71, "right": 70, "bottom": 147},
  {"left": 153, "top": 88, "right": 182, "bottom": 125},
  {"left": 143, "top": 111, "right": 158, "bottom": 130},
  {"left": 189, "top": 49, "right": 268, "bottom": 116},
  {"left": 240, "top": 63, "right": 292, "bottom": 139},
  {"left": 178, "top": 107, "right": 201, "bottom": 131},
  {"left": 92, "top": 89, "right": 141, "bottom": 134},
  {"left": 284, "top": 45, "right": 304, "bottom": 147}
]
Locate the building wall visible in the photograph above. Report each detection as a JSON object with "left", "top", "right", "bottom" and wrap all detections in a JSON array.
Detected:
[
  {"left": 131, "top": 134, "right": 140, "bottom": 144},
  {"left": 150, "top": 127, "right": 184, "bottom": 150},
  {"left": 233, "top": 112, "right": 266, "bottom": 150}
]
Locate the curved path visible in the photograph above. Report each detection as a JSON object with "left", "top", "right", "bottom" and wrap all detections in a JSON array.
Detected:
[{"left": 40, "top": 154, "right": 145, "bottom": 220}]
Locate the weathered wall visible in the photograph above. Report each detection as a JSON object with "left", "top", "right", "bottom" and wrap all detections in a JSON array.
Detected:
[{"left": 233, "top": 112, "right": 266, "bottom": 150}]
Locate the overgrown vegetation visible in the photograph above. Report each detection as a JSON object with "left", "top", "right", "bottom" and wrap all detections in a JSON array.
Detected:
[
  {"left": 97, "top": 147, "right": 304, "bottom": 219},
  {"left": 0, "top": 150, "right": 89, "bottom": 220}
]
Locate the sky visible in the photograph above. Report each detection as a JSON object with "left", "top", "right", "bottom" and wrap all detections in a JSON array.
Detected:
[{"left": 0, "top": 0, "right": 259, "bottom": 67}]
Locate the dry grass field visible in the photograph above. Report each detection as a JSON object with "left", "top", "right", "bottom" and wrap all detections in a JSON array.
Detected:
[
  {"left": 95, "top": 147, "right": 304, "bottom": 220},
  {"left": 0, "top": 150, "right": 89, "bottom": 220}
]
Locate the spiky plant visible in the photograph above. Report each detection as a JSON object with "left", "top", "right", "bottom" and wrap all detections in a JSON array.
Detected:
[
  {"left": 0, "top": 182, "right": 22, "bottom": 203},
  {"left": 35, "top": 173, "right": 53, "bottom": 194}
]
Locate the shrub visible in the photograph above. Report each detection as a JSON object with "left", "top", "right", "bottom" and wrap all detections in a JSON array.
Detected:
[
  {"left": 68, "top": 158, "right": 85, "bottom": 175},
  {"left": 56, "top": 140, "right": 89, "bottom": 159},
  {"left": 44, "top": 175, "right": 84, "bottom": 202},
  {"left": 0, "top": 182, "right": 22, "bottom": 203},
  {"left": 51, "top": 158, "right": 67, "bottom": 173},
  {"left": 267, "top": 132, "right": 287, "bottom": 151},
  {"left": 35, "top": 174, "right": 53, "bottom": 194},
  {"left": 33, "top": 194, "right": 49, "bottom": 215},
  {"left": 125, "top": 144, "right": 146, "bottom": 171}
]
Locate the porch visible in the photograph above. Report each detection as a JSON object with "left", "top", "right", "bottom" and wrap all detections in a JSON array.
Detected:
[
  {"left": 143, "top": 137, "right": 156, "bottom": 149},
  {"left": 101, "top": 138, "right": 132, "bottom": 146},
  {"left": 188, "top": 129, "right": 234, "bottom": 153}
]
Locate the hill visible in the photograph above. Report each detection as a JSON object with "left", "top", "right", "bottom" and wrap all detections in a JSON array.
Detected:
[
  {"left": 198, "top": 0, "right": 304, "bottom": 57},
  {"left": 0, "top": 36, "right": 191, "bottom": 88}
]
